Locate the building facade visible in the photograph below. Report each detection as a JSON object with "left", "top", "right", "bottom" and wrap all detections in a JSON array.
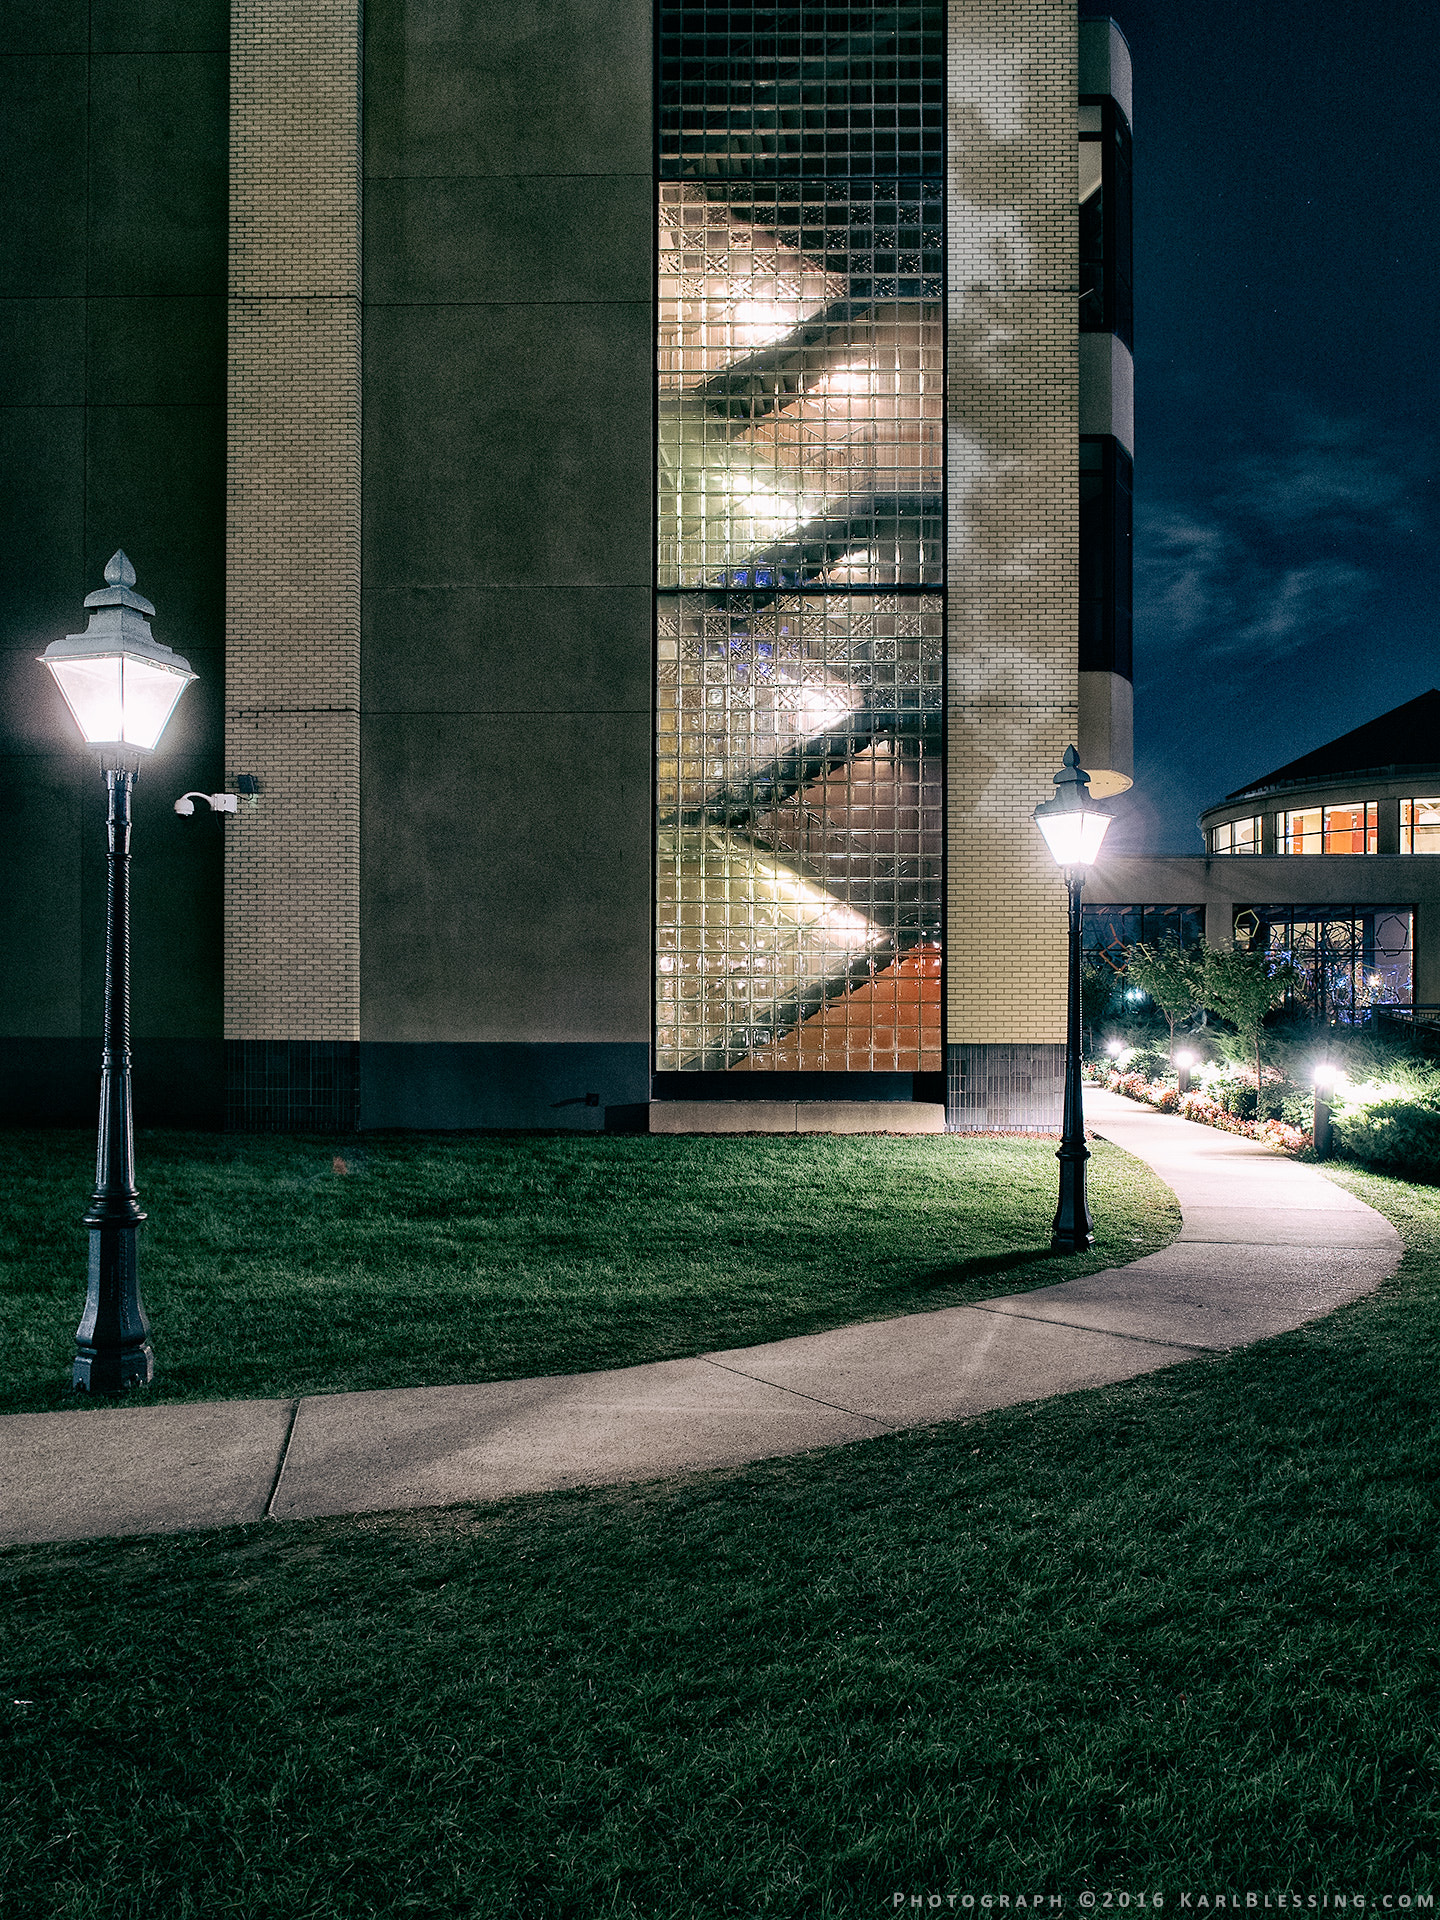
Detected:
[
  {"left": 0, "top": 2, "right": 1134, "bottom": 1132},
  {"left": 1088, "top": 692, "right": 1440, "bottom": 1028}
]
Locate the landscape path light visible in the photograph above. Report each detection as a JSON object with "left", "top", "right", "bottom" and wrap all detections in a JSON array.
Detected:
[
  {"left": 1312, "top": 1062, "right": 1342, "bottom": 1162},
  {"left": 38, "top": 551, "right": 196, "bottom": 1391},
  {"left": 1173, "top": 1048, "right": 1196, "bottom": 1096},
  {"left": 1033, "top": 746, "right": 1113, "bottom": 1253}
]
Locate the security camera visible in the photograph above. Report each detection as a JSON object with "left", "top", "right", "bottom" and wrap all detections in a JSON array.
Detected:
[{"left": 174, "top": 791, "right": 239, "bottom": 816}]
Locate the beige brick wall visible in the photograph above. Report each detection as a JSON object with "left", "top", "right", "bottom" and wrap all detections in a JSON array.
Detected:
[
  {"left": 947, "top": 0, "right": 1077, "bottom": 1045},
  {"left": 225, "top": 0, "right": 361, "bottom": 1041}
]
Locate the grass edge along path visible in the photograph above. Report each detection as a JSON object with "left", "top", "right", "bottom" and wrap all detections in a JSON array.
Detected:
[
  {"left": 0, "top": 1164, "right": 1436, "bottom": 1914},
  {"left": 0, "top": 1128, "right": 1178, "bottom": 1415}
]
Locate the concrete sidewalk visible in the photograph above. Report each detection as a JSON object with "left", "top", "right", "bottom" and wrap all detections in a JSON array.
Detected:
[{"left": 0, "top": 1091, "right": 1401, "bottom": 1547}]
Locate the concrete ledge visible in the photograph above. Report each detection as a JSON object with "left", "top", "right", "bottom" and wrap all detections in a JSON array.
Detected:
[{"left": 647, "top": 1101, "right": 947, "bottom": 1135}]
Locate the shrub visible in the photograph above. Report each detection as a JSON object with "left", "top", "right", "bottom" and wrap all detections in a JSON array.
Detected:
[
  {"left": 1154, "top": 1087, "right": 1180, "bottom": 1114},
  {"left": 1279, "top": 1090, "right": 1313, "bottom": 1130},
  {"left": 1214, "top": 1081, "right": 1257, "bottom": 1121},
  {"left": 1331, "top": 1098, "right": 1440, "bottom": 1181}
]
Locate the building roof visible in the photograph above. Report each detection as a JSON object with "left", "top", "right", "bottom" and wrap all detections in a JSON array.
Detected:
[{"left": 1225, "top": 690, "right": 1440, "bottom": 800}]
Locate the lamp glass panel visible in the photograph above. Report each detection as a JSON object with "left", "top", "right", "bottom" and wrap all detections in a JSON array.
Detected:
[
  {"left": 46, "top": 652, "right": 190, "bottom": 748},
  {"left": 119, "top": 656, "right": 190, "bottom": 749},
  {"left": 46, "top": 654, "right": 125, "bottom": 744},
  {"left": 1036, "top": 807, "right": 1111, "bottom": 867}
]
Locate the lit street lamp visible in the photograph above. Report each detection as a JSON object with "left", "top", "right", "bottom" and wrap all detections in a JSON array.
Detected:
[
  {"left": 1034, "top": 746, "right": 1113, "bottom": 1253},
  {"left": 39, "top": 552, "right": 196, "bottom": 1391}
]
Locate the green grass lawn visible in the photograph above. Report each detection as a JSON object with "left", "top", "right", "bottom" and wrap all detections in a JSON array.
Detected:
[
  {"left": 1, "top": 1162, "right": 1437, "bottom": 1915},
  {"left": 0, "top": 1128, "right": 1177, "bottom": 1413}
]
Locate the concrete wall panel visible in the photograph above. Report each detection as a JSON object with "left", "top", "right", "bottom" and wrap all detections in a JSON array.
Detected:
[
  {"left": 364, "top": 175, "right": 653, "bottom": 308},
  {"left": 0, "top": 57, "right": 89, "bottom": 294},
  {"left": 364, "top": 585, "right": 652, "bottom": 719},
  {"left": 87, "top": 52, "right": 229, "bottom": 294},
  {"left": 364, "top": 0, "right": 651, "bottom": 179},
  {"left": 0, "top": 4, "right": 229, "bottom": 1121},
  {"left": 361, "top": 0, "right": 653, "bottom": 1091},
  {"left": 362, "top": 710, "right": 651, "bottom": 1044},
  {"left": 363, "top": 301, "right": 652, "bottom": 589}
]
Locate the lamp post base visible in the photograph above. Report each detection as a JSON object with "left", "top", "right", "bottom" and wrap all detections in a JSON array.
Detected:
[
  {"left": 1051, "top": 1146, "right": 1095, "bottom": 1254},
  {"left": 73, "top": 1222, "right": 154, "bottom": 1393}
]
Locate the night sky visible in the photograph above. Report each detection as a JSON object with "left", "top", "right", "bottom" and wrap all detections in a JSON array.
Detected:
[{"left": 1090, "top": 0, "right": 1440, "bottom": 854}]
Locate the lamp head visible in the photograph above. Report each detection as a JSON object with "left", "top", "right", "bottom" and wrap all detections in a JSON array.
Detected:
[
  {"left": 1173, "top": 1049, "right": 1196, "bottom": 1070},
  {"left": 1033, "top": 746, "right": 1113, "bottom": 869},
  {"left": 39, "top": 551, "right": 195, "bottom": 752},
  {"left": 1105, "top": 1038, "right": 1123, "bottom": 1058}
]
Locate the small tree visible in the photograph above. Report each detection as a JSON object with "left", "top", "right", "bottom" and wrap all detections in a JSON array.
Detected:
[
  {"left": 1125, "top": 941, "right": 1205, "bottom": 1058},
  {"left": 1200, "top": 944, "right": 1302, "bottom": 1112},
  {"left": 1081, "top": 954, "right": 1122, "bottom": 1055}
]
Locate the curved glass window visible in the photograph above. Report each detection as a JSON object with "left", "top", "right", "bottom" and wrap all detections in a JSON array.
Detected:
[
  {"left": 1283, "top": 802, "right": 1376, "bottom": 854},
  {"left": 1210, "top": 816, "right": 1262, "bottom": 855},
  {"left": 1079, "top": 436, "right": 1132, "bottom": 681},
  {"left": 1078, "top": 96, "right": 1133, "bottom": 347},
  {"left": 1402, "top": 798, "right": 1440, "bottom": 852}
]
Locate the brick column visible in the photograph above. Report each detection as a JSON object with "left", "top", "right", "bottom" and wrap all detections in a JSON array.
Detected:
[
  {"left": 946, "top": 0, "right": 1077, "bottom": 1128},
  {"left": 225, "top": 0, "right": 361, "bottom": 1128}
]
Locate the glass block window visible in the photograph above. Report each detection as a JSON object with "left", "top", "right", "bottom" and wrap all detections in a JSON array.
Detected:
[
  {"left": 1401, "top": 798, "right": 1440, "bottom": 853},
  {"left": 1209, "top": 816, "right": 1262, "bottom": 854},
  {"left": 656, "top": 3, "right": 944, "bottom": 1075},
  {"left": 1283, "top": 802, "right": 1377, "bottom": 854},
  {"left": 1235, "top": 906, "right": 1412, "bottom": 1022}
]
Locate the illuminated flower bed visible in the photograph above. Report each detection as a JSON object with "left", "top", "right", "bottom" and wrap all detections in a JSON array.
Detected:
[{"left": 1092, "top": 1068, "right": 1312, "bottom": 1156}]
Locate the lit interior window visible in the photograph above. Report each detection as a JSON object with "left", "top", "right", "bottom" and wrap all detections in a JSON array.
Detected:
[
  {"left": 1284, "top": 803, "right": 1377, "bottom": 854},
  {"left": 1211, "top": 815, "right": 1261, "bottom": 855},
  {"left": 1402, "top": 798, "right": 1440, "bottom": 853}
]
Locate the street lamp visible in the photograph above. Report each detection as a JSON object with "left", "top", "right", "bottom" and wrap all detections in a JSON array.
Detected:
[
  {"left": 1034, "top": 746, "right": 1113, "bottom": 1253},
  {"left": 39, "top": 551, "right": 196, "bottom": 1391}
]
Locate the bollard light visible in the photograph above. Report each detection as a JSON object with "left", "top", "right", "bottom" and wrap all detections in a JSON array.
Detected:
[{"left": 1312, "top": 1062, "right": 1343, "bottom": 1162}]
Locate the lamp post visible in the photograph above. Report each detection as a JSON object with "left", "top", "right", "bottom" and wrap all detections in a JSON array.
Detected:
[
  {"left": 1033, "top": 746, "right": 1113, "bottom": 1253},
  {"left": 1174, "top": 1048, "right": 1196, "bottom": 1096},
  {"left": 39, "top": 552, "right": 196, "bottom": 1392}
]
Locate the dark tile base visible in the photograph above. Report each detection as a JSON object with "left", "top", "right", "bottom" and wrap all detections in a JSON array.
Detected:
[
  {"left": 360, "top": 1042, "right": 651, "bottom": 1130},
  {"left": 652, "top": 1070, "right": 944, "bottom": 1105},
  {"left": 947, "top": 1043, "right": 1065, "bottom": 1132},
  {"left": 0, "top": 1038, "right": 224, "bottom": 1129},
  {"left": 226, "top": 1040, "right": 360, "bottom": 1134}
]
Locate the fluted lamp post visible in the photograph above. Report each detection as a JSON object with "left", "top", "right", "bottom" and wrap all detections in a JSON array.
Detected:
[
  {"left": 39, "top": 552, "right": 196, "bottom": 1391},
  {"left": 1033, "top": 746, "right": 1113, "bottom": 1253}
]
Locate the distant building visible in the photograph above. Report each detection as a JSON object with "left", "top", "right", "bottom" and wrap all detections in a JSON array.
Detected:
[{"left": 1089, "top": 691, "right": 1440, "bottom": 1027}]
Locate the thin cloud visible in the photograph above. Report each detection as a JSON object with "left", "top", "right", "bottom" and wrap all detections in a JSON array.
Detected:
[{"left": 1136, "top": 408, "right": 1429, "bottom": 669}]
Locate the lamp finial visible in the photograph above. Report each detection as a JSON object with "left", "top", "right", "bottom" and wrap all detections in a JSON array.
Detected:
[{"left": 103, "top": 551, "right": 137, "bottom": 590}]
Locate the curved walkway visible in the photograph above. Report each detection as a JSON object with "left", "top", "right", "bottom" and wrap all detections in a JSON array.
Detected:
[{"left": 0, "top": 1091, "right": 1402, "bottom": 1547}]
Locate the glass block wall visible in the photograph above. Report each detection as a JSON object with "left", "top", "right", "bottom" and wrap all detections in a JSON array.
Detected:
[{"left": 655, "top": 2, "right": 944, "bottom": 1075}]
